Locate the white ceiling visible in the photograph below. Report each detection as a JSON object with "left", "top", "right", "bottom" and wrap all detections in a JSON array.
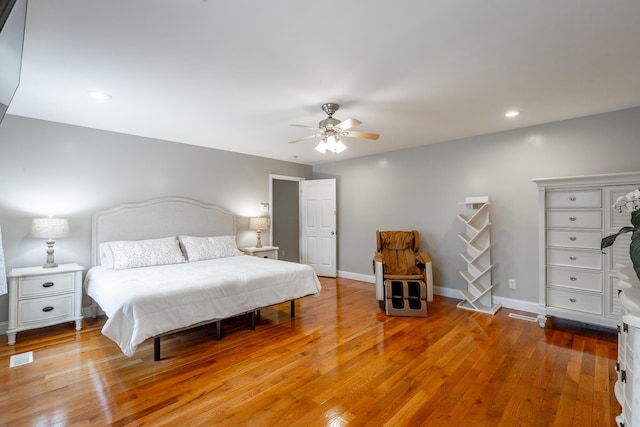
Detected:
[{"left": 8, "top": 0, "right": 640, "bottom": 165}]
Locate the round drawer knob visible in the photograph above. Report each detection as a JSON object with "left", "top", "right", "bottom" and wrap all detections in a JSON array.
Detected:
[
  {"left": 569, "top": 217, "right": 577, "bottom": 221},
  {"left": 569, "top": 298, "right": 577, "bottom": 303},
  {"left": 570, "top": 277, "right": 577, "bottom": 281},
  {"left": 42, "top": 306, "right": 54, "bottom": 312},
  {"left": 569, "top": 237, "right": 577, "bottom": 241},
  {"left": 569, "top": 256, "right": 577, "bottom": 261},
  {"left": 569, "top": 197, "right": 577, "bottom": 202},
  {"left": 42, "top": 282, "right": 54, "bottom": 288}
]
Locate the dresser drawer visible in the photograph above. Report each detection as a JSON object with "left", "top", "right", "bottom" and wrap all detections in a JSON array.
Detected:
[
  {"left": 546, "top": 229, "right": 601, "bottom": 249},
  {"left": 546, "top": 210, "right": 602, "bottom": 229},
  {"left": 547, "top": 267, "right": 602, "bottom": 292},
  {"left": 547, "top": 248, "right": 602, "bottom": 270},
  {"left": 547, "top": 288, "right": 602, "bottom": 315},
  {"left": 18, "top": 294, "right": 74, "bottom": 324},
  {"left": 546, "top": 190, "right": 602, "bottom": 208},
  {"left": 18, "top": 273, "right": 75, "bottom": 298}
]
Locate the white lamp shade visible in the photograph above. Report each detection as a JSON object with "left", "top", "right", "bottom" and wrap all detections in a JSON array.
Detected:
[
  {"left": 30, "top": 218, "right": 69, "bottom": 239},
  {"left": 249, "top": 217, "right": 269, "bottom": 231}
]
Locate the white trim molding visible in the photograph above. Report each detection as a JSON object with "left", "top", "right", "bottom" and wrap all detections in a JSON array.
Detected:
[{"left": 337, "top": 271, "right": 537, "bottom": 315}]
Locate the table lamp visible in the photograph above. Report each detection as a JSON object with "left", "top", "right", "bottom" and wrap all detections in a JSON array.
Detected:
[
  {"left": 30, "top": 217, "right": 69, "bottom": 268},
  {"left": 249, "top": 217, "right": 269, "bottom": 248}
]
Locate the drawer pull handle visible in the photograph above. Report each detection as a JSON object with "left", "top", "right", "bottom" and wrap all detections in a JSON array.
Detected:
[
  {"left": 570, "top": 277, "right": 577, "bottom": 281},
  {"left": 569, "top": 237, "right": 577, "bottom": 241},
  {"left": 42, "top": 306, "right": 54, "bottom": 312},
  {"left": 569, "top": 298, "right": 577, "bottom": 303},
  {"left": 569, "top": 197, "right": 577, "bottom": 202},
  {"left": 569, "top": 256, "right": 577, "bottom": 261},
  {"left": 42, "top": 282, "right": 54, "bottom": 288},
  {"left": 569, "top": 216, "right": 577, "bottom": 221}
]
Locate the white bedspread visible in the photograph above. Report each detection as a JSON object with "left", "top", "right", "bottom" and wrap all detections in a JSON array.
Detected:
[{"left": 84, "top": 255, "right": 321, "bottom": 356}]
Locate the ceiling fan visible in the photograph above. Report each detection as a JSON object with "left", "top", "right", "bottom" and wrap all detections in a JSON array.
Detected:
[{"left": 289, "top": 103, "right": 380, "bottom": 154}]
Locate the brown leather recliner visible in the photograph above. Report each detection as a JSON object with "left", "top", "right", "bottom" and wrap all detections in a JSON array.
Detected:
[{"left": 373, "top": 230, "right": 433, "bottom": 307}]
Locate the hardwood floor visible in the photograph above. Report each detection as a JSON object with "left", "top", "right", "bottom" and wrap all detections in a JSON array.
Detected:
[{"left": 0, "top": 277, "right": 620, "bottom": 426}]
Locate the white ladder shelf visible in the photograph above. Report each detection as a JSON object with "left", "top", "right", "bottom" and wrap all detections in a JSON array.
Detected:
[{"left": 457, "top": 197, "right": 501, "bottom": 314}]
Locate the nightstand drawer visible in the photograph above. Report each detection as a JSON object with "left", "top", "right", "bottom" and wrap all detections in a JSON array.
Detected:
[
  {"left": 546, "top": 210, "right": 602, "bottom": 229},
  {"left": 547, "top": 288, "right": 602, "bottom": 315},
  {"left": 547, "top": 248, "right": 602, "bottom": 270},
  {"left": 546, "top": 190, "right": 602, "bottom": 208},
  {"left": 19, "top": 273, "right": 75, "bottom": 298},
  {"left": 18, "top": 294, "right": 74, "bottom": 324},
  {"left": 257, "top": 250, "right": 277, "bottom": 259}
]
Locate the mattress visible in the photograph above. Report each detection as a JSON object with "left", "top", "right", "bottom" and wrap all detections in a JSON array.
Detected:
[{"left": 84, "top": 255, "right": 321, "bottom": 356}]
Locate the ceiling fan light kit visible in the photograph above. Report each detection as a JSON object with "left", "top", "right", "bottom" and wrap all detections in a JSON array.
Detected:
[
  {"left": 289, "top": 103, "right": 380, "bottom": 154},
  {"left": 315, "top": 135, "right": 347, "bottom": 154}
]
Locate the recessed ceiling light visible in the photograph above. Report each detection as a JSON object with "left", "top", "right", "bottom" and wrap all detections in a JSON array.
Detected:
[
  {"left": 89, "top": 91, "right": 112, "bottom": 101},
  {"left": 505, "top": 111, "right": 519, "bottom": 118}
]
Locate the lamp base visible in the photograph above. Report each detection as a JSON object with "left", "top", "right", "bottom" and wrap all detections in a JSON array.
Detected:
[
  {"left": 42, "top": 239, "right": 58, "bottom": 269},
  {"left": 256, "top": 230, "right": 263, "bottom": 248}
]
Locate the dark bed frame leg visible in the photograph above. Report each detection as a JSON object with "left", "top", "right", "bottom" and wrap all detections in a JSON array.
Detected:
[
  {"left": 216, "top": 321, "right": 222, "bottom": 341},
  {"left": 290, "top": 300, "right": 295, "bottom": 317},
  {"left": 250, "top": 311, "right": 256, "bottom": 330},
  {"left": 154, "top": 337, "right": 161, "bottom": 361}
]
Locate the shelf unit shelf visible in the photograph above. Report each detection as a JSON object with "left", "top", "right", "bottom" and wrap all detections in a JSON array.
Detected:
[{"left": 457, "top": 197, "right": 501, "bottom": 315}]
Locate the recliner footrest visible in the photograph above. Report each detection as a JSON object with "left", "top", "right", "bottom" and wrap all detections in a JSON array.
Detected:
[{"left": 384, "top": 279, "right": 428, "bottom": 317}]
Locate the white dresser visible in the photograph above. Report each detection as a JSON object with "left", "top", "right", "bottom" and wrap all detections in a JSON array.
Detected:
[
  {"left": 533, "top": 172, "right": 640, "bottom": 328},
  {"left": 6, "top": 263, "right": 84, "bottom": 345}
]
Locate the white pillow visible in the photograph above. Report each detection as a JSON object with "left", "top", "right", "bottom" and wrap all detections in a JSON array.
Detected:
[
  {"left": 179, "top": 235, "right": 243, "bottom": 262},
  {"left": 104, "top": 237, "right": 186, "bottom": 270}
]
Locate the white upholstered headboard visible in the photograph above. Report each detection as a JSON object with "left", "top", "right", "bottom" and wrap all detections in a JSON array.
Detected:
[{"left": 91, "top": 197, "right": 237, "bottom": 266}]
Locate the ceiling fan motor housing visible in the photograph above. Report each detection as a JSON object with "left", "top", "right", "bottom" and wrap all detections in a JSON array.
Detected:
[{"left": 319, "top": 116, "right": 340, "bottom": 131}]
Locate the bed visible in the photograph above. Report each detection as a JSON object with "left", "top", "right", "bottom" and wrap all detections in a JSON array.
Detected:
[{"left": 84, "top": 197, "right": 322, "bottom": 360}]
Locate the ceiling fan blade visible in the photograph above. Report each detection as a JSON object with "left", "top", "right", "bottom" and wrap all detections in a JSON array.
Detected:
[
  {"left": 344, "top": 131, "right": 380, "bottom": 140},
  {"left": 335, "top": 118, "right": 362, "bottom": 131},
  {"left": 290, "top": 124, "right": 320, "bottom": 130},
  {"left": 288, "top": 134, "right": 319, "bottom": 144}
]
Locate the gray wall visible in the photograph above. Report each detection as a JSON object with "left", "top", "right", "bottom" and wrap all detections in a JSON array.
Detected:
[
  {"left": 0, "top": 115, "right": 312, "bottom": 323},
  {"left": 313, "top": 107, "right": 640, "bottom": 303},
  {"left": 272, "top": 179, "right": 299, "bottom": 262}
]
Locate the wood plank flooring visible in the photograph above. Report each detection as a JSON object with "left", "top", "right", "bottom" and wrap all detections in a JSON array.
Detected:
[{"left": 0, "top": 277, "right": 620, "bottom": 426}]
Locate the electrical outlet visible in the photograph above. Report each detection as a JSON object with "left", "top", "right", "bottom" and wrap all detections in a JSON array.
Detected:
[{"left": 509, "top": 279, "right": 516, "bottom": 289}]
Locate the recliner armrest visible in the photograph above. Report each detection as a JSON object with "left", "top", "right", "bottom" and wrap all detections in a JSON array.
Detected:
[{"left": 416, "top": 252, "right": 431, "bottom": 267}]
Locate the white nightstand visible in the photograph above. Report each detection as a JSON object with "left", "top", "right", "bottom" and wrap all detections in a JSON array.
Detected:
[
  {"left": 240, "top": 246, "right": 279, "bottom": 260},
  {"left": 6, "top": 263, "right": 84, "bottom": 345}
]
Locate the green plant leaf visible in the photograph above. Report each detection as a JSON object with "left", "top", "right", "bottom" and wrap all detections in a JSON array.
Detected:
[
  {"left": 631, "top": 231, "right": 640, "bottom": 281},
  {"left": 633, "top": 210, "right": 640, "bottom": 227},
  {"left": 602, "top": 226, "right": 634, "bottom": 249}
]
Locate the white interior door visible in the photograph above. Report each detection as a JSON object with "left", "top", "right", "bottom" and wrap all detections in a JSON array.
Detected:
[{"left": 300, "top": 179, "right": 336, "bottom": 277}]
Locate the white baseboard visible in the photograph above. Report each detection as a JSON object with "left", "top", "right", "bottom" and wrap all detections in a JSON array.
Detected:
[
  {"left": 337, "top": 270, "right": 375, "bottom": 283},
  {"left": 492, "top": 295, "right": 538, "bottom": 314},
  {"left": 81, "top": 305, "right": 105, "bottom": 318},
  {"left": 336, "top": 271, "right": 537, "bottom": 315}
]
